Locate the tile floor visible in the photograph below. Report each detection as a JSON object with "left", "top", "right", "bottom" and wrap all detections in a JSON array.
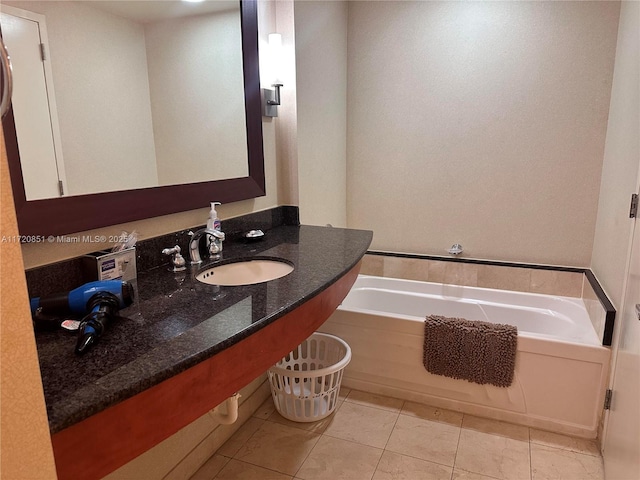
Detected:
[{"left": 190, "top": 388, "right": 605, "bottom": 480}]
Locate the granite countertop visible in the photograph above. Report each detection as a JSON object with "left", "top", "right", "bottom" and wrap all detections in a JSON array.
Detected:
[{"left": 34, "top": 224, "right": 373, "bottom": 434}]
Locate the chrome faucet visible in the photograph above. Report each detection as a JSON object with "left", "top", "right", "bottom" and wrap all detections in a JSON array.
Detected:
[{"left": 189, "top": 228, "right": 225, "bottom": 264}]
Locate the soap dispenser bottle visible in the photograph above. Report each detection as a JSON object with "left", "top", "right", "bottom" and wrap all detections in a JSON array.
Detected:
[{"left": 207, "top": 202, "right": 222, "bottom": 256}]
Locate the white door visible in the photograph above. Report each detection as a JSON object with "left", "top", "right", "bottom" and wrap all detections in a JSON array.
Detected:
[
  {"left": 0, "top": 7, "right": 65, "bottom": 200},
  {"left": 603, "top": 193, "right": 640, "bottom": 479}
]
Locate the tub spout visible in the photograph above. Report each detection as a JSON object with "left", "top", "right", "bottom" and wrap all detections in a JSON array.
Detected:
[
  {"left": 448, "top": 244, "right": 463, "bottom": 256},
  {"left": 209, "top": 392, "right": 241, "bottom": 425}
]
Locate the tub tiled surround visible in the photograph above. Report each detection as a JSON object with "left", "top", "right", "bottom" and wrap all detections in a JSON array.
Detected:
[
  {"left": 361, "top": 254, "right": 584, "bottom": 296},
  {"left": 191, "top": 388, "right": 605, "bottom": 480},
  {"left": 582, "top": 274, "right": 612, "bottom": 346},
  {"left": 360, "top": 252, "right": 613, "bottom": 345}
]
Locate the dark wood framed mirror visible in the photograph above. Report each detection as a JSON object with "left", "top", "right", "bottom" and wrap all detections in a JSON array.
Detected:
[{"left": 2, "top": 0, "right": 265, "bottom": 237}]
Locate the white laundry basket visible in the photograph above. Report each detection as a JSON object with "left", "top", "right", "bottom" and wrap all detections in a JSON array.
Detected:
[{"left": 268, "top": 332, "right": 351, "bottom": 422}]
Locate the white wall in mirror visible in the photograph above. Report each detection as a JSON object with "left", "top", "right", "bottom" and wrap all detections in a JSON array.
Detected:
[
  {"left": 145, "top": 10, "right": 246, "bottom": 186},
  {"left": 3, "top": 1, "right": 248, "bottom": 199}
]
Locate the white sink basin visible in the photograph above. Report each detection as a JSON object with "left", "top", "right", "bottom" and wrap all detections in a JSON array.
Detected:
[{"left": 196, "top": 259, "right": 294, "bottom": 286}]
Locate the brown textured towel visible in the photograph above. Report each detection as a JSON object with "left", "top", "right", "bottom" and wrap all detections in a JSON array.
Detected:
[{"left": 423, "top": 315, "right": 517, "bottom": 387}]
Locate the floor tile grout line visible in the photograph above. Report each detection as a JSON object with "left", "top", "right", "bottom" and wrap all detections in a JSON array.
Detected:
[
  {"left": 381, "top": 447, "right": 461, "bottom": 472},
  {"left": 367, "top": 446, "right": 384, "bottom": 480},
  {"left": 399, "top": 412, "right": 464, "bottom": 429},
  {"left": 381, "top": 413, "right": 462, "bottom": 474},
  {"left": 224, "top": 418, "right": 317, "bottom": 477},
  {"left": 291, "top": 431, "right": 322, "bottom": 480},
  {"left": 221, "top": 457, "right": 300, "bottom": 479},
  {"left": 264, "top": 416, "right": 330, "bottom": 435},
  {"left": 212, "top": 455, "right": 233, "bottom": 480},
  {"left": 369, "top": 399, "right": 405, "bottom": 478},
  {"left": 342, "top": 399, "right": 406, "bottom": 414},
  {"left": 450, "top": 412, "right": 465, "bottom": 476},
  {"left": 225, "top": 418, "right": 267, "bottom": 459},
  {"left": 167, "top": 423, "right": 229, "bottom": 480},
  {"left": 318, "top": 426, "right": 390, "bottom": 453},
  {"left": 345, "top": 402, "right": 405, "bottom": 414},
  {"left": 300, "top": 420, "right": 388, "bottom": 480},
  {"left": 529, "top": 428, "right": 534, "bottom": 480},
  {"left": 533, "top": 442, "right": 609, "bottom": 459},
  {"left": 528, "top": 438, "right": 602, "bottom": 457},
  {"left": 208, "top": 390, "right": 605, "bottom": 480},
  {"left": 527, "top": 426, "right": 533, "bottom": 480},
  {"left": 459, "top": 424, "right": 532, "bottom": 444},
  {"left": 207, "top": 458, "right": 228, "bottom": 479},
  {"left": 454, "top": 415, "right": 533, "bottom": 480},
  {"left": 376, "top": 407, "right": 465, "bottom": 472},
  {"left": 322, "top": 398, "right": 407, "bottom": 447},
  {"left": 452, "top": 466, "right": 505, "bottom": 480},
  {"left": 381, "top": 400, "right": 404, "bottom": 450}
]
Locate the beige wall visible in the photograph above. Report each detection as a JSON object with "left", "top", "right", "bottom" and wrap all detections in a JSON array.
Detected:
[
  {"left": 591, "top": 0, "right": 640, "bottom": 311},
  {"left": 1, "top": 132, "right": 57, "bottom": 478},
  {"left": 346, "top": 1, "right": 620, "bottom": 267},
  {"left": 295, "top": 1, "right": 347, "bottom": 227},
  {"left": 272, "top": 0, "right": 299, "bottom": 207},
  {"left": 146, "top": 8, "right": 249, "bottom": 185}
]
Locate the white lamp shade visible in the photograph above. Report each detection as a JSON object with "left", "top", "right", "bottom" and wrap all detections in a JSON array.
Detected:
[{"left": 267, "top": 33, "right": 283, "bottom": 85}]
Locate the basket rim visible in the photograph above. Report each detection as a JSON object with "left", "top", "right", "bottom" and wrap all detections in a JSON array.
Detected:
[{"left": 268, "top": 332, "right": 351, "bottom": 378}]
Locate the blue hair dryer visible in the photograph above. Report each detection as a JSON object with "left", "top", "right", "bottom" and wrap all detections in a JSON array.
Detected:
[
  {"left": 30, "top": 280, "right": 133, "bottom": 316},
  {"left": 30, "top": 280, "right": 134, "bottom": 354}
]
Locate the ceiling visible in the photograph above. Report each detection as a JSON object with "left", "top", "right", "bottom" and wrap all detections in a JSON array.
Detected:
[{"left": 86, "top": 0, "right": 238, "bottom": 24}]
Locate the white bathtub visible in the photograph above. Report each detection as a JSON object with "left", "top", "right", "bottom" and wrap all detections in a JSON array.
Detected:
[{"left": 319, "top": 275, "right": 611, "bottom": 438}]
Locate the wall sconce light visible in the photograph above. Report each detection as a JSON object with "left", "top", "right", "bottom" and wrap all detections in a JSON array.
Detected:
[{"left": 264, "top": 33, "right": 283, "bottom": 118}]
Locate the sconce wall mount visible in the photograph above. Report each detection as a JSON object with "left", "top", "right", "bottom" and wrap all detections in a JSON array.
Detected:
[{"left": 263, "top": 83, "right": 282, "bottom": 117}]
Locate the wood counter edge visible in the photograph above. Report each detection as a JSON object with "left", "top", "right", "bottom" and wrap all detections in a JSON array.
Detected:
[{"left": 51, "top": 261, "right": 361, "bottom": 480}]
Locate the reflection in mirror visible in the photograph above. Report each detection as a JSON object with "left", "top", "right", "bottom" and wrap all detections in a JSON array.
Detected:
[
  {"left": 0, "top": 0, "right": 265, "bottom": 235},
  {"left": 1, "top": 0, "right": 248, "bottom": 201}
]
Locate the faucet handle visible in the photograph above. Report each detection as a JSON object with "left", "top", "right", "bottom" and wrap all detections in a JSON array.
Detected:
[
  {"left": 208, "top": 229, "right": 224, "bottom": 257},
  {"left": 162, "top": 245, "right": 186, "bottom": 272}
]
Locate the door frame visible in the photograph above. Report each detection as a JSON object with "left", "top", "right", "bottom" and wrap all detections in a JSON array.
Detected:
[
  {"left": 0, "top": 4, "right": 67, "bottom": 197},
  {"left": 601, "top": 170, "right": 640, "bottom": 451}
]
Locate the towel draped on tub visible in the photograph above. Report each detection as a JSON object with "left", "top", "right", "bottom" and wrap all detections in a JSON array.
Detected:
[{"left": 423, "top": 315, "right": 518, "bottom": 388}]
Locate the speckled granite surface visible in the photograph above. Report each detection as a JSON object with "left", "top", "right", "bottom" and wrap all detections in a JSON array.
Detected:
[
  {"left": 25, "top": 206, "right": 301, "bottom": 298},
  {"left": 33, "top": 222, "right": 372, "bottom": 433}
]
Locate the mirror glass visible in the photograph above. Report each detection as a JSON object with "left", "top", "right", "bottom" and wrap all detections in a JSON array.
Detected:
[
  {"left": 1, "top": 0, "right": 248, "bottom": 201},
  {"left": 2, "top": 0, "right": 265, "bottom": 237}
]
